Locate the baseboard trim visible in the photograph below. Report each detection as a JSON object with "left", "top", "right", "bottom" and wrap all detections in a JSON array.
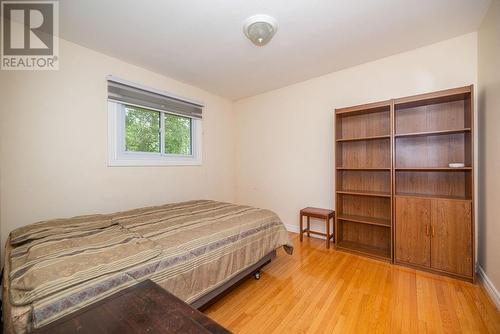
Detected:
[
  {"left": 477, "top": 265, "right": 500, "bottom": 311},
  {"left": 283, "top": 223, "right": 326, "bottom": 240},
  {"left": 283, "top": 223, "right": 299, "bottom": 233}
]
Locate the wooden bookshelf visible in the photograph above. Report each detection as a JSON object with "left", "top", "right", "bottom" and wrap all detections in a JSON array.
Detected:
[
  {"left": 335, "top": 101, "right": 393, "bottom": 261},
  {"left": 334, "top": 86, "right": 475, "bottom": 282},
  {"left": 393, "top": 86, "right": 474, "bottom": 282}
]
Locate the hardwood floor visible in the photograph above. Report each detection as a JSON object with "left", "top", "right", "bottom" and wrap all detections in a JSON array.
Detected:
[{"left": 204, "top": 233, "right": 500, "bottom": 333}]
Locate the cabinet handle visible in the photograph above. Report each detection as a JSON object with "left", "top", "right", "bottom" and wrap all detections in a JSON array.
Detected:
[{"left": 431, "top": 225, "right": 435, "bottom": 237}]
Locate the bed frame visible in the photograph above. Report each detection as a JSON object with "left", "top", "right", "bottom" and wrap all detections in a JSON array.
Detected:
[{"left": 191, "top": 250, "right": 276, "bottom": 310}]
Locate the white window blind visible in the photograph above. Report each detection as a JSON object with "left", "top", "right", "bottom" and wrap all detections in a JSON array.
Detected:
[{"left": 107, "top": 77, "right": 203, "bottom": 119}]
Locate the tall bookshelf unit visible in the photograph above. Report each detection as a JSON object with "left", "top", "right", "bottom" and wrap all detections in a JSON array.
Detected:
[
  {"left": 335, "top": 101, "right": 393, "bottom": 262},
  {"left": 334, "top": 86, "right": 475, "bottom": 281}
]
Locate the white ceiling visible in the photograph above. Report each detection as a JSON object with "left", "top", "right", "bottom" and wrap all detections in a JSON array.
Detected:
[{"left": 59, "top": 0, "right": 490, "bottom": 100}]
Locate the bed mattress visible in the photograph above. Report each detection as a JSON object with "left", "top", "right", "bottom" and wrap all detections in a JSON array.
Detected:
[{"left": 2, "top": 200, "right": 292, "bottom": 333}]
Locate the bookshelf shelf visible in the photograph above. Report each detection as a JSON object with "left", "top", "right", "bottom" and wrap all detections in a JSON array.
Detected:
[
  {"left": 336, "top": 190, "right": 391, "bottom": 198},
  {"left": 395, "top": 128, "right": 471, "bottom": 138},
  {"left": 336, "top": 241, "right": 391, "bottom": 261},
  {"left": 336, "top": 135, "right": 390, "bottom": 142},
  {"left": 337, "top": 213, "right": 391, "bottom": 227}
]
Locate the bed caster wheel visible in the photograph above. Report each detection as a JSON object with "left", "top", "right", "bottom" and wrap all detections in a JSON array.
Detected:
[{"left": 254, "top": 271, "right": 261, "bottom": 280}]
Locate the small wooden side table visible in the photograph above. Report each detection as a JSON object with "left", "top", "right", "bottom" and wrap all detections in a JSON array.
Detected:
[{"left": 299, "top": 207, "right": 335, "bottom": 248}]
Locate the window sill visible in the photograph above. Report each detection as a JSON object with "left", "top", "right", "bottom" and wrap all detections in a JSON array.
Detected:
[{"left": 108, "top": 157, "right": 202, "bottom": 167}]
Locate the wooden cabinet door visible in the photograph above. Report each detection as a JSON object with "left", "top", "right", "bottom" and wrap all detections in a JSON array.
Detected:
[
  {"left": 430, "top": 199, "right": 473, "bottom": 277},
  {"left": 395, "top": 197, "right": 431, "bottom": 267}
]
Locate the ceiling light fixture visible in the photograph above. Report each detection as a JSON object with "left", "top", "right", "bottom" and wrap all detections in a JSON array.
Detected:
[{"left": 243, "top": 15, "right": 278, "bottom": 47}]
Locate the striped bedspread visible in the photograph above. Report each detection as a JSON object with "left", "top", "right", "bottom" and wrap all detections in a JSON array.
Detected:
[{"left": 2, "top": 200, "right": 292, "bottom": 333}]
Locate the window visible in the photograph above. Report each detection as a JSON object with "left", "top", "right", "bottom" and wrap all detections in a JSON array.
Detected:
[
  {"left": 122, "top": 105, "right": 193, "bottom": 155},
  {"left": 108, "top": 77, "right": 202, "bottom": 166},
  {"left": 164, "top": 113, "right": 192, "bottom": 155},
  {"left": 125, "top": 105, "right": 160, "bottom": 153}
]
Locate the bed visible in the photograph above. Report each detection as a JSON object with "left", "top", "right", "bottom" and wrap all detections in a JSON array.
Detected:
[{"left": 2, "top": 200, "right": 293, "bottom": 333}]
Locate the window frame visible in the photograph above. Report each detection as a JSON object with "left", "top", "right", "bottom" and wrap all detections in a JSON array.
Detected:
[{"left": 108, "top": 101, "right": 202, "bottom": 166}]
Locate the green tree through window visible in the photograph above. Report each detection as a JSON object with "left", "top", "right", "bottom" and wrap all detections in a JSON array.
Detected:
[
  {"left": 165, "top": 114, "right": 191, "bottom": 155},
  {"left": 124, "top": 105, "right": 192, "bottom": 155},
  {"left": 125, "top": 106, "right": 160, "bottom": 153}
]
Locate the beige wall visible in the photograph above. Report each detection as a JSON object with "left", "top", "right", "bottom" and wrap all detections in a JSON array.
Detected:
[
  {"left": 478, "top": 0, "right": 500, "bottom": 294},
  {"left": 234, "top": 33, "right": 478, "bottom": 234},
  {"left": 0, "top": 38, "right": 236, "bottom": 255}
]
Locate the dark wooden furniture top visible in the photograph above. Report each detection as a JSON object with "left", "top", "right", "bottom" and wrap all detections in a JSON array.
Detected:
[
  {"left": 33, "top": 280, "right": 231, "bottom": 334},
  {"left": 300, "top": 207, "right": 334, "bottom": 219}
]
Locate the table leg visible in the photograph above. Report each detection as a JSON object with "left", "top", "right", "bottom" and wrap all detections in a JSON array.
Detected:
[
  {"left": 326, "top": 217, "right": 330, "bottom": 249},
  {"left": 332, "top": 214, "right": 335, "bottom": 243},
  {"left": 299, "top": 213, "right": 303, "bottom": 242},
  {"left": 307, "top": 216, "right": 310, "bottom": 237}
]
